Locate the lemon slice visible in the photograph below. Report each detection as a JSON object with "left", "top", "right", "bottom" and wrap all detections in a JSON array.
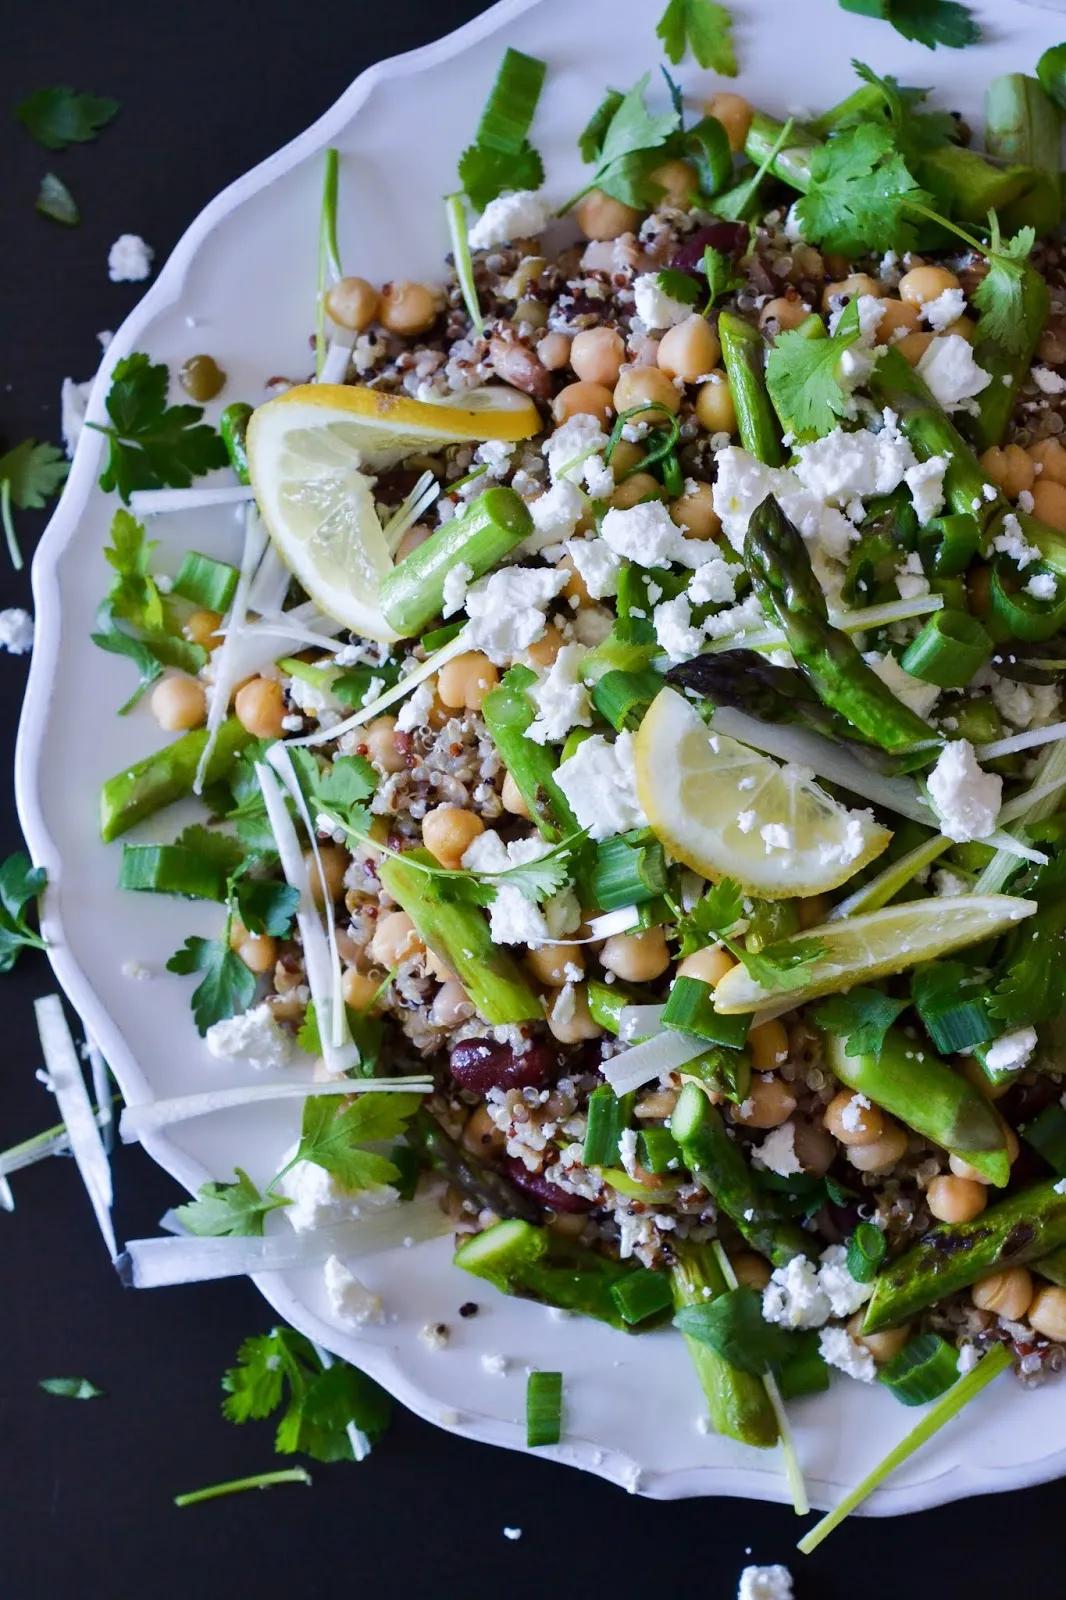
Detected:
[
  {"left": 712, "top": 894, "right": 1036, "bottom": 1013},
  {"left": 246, "top": 384, "right": 542, "bottom": 639},
  {"left": 635, "top": 687, "right": 891, "bottom": 899}
]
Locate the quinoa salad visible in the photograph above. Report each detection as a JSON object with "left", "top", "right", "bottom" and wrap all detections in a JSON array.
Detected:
[{"left": 86, "top": 14, "right": 1066, "bottom": 1525}]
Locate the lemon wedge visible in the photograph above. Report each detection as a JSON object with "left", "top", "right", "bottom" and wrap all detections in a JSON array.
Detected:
[
  {"left": 712, "top": 894, "right": 1036, "bottom": 1013},
  {"left": 246, "top": 384, "right": 542, "bottom": 639},
  {"left": 634, "top": 687, "right": 891, "bottom": 899}
]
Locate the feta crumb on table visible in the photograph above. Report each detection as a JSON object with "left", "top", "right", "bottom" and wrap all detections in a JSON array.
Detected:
[
  {"left": 502, "top": 1527, "right": 523, "bottom": 1541},
  {"left": 107, "top": 233, "right": 154, "bottom": 283},
  {"left": 0, "top": 608, "right": 34, "bottom": 655},
  {"left": 737, "top": 1563, "right": 794, "bottom": 1600}
]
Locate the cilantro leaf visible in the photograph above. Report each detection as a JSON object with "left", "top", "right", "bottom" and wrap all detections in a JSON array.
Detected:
[
  {"left": 15, "top": 86, "right": 119, "bottom": 150},
  {"left": 657, "top": 0, "right": 738, "bottom": 75},
  {"left": 0, "top": 438, "right": 68, "bottom": 510},
  {"left": 849, "top": 62, "right": 958, "bottom": 159},
  {"left": 166, "top": 935, "right": 256, "bottom": 1035},
  {"left": 459, "top": 48, "right": 547, "bottom": 211},
  {"left": 36, "top": 173, "right": 79, "bottom": 226},
  {"left": 309, "top": 753, "right": 376, "bottom": 828},
  {"left": 676, "top": 876, "right": 745, "bottom": 955},
  {"left": 458, "top": 141, "right": 545, "bottom": 213},
  {"left": 795, "top": 122, "right": 930, "bottom": 257},
  {"left": 701, "top": 244, "right": 743, "bottom": 308},
  {"left": 231, "top": 877, "right": 299, "bottom": 938},
  {"left": 104, "top": 509, "right": 164, "bottom": 629},
  {"left": 765, "top": 298, "right": 864, "bottom": 438},
  {"left": 882, "top": 0, "right": 979, "bottom": 50},
  {"left": 223, "top": 1327, "right": 390, "bottom": 1463},
  {"left": 812, "top": 987, "right": 908, "bottom": 1056},
  {"left": 581, "top": 74, "right": 681, "bottom": 208},
  {"left": 845, "top": 1220, "right": 887, "bottom": 1283},
  {"left": 478, "top": 840, "right": 575, "bottom": 905},
  {"left": 738, "top": 936, "right": 825, "bottom": 992},
  {"left": 92, "top": 353, "right": 228, "bottom": 503},
  {"left": 579, "top": 90, "right": 625, "bottom": 163},
  {"left": 989, "top": 893, "right": 1066, "bottom": 1029},
  {"left": 971, "top": 218, "right": 1041, "bottom": 358},
  {"left": 222, "top": 1333, "right": 286, "bottom": 1421},
  {"left": 173, "top": 1168, "right": 291, "bottom": 1237},
  {"left": 674, "top": 1285, "right": 796, "bottom": 1374},
  {"left": 656, "top": 269, "right": 701, "bottom": 308},
  {"left": 172, "top": 824, "right": 246, "bottom": 883},
  {"left": 290, "top": 1092, "right": 422, "bottom": 1191},
  {"left": 0, "top": 852, "right": 47, "bottom": 971},
  {"left": 39, "top": 1376, "right": 105, "bottom": 1399},
  {"left": 91, "top": 509, "right": 207, "bottom": 706}
]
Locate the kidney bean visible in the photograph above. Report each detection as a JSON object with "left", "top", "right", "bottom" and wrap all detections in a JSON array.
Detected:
[
  {"left": 504, "top": 1158, "right": 595, "bottom": 1213},
  {"left": 448, "top": 1036, "right": 554, "bottom": 1094},
  {"left": 488, "top": 332, "right": 553, "bottom": 398},
  {"left": 672, "top": 222, "right": 749, "bottom": 274}
]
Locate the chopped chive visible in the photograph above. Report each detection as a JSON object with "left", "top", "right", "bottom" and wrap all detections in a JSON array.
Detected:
[
  {"left": 661, "top": 976, "right": 750, "bottom": 1050},
  {"left": 445, "top": 193, "right": 484, "bottom": 335},
  {"left": 582, "top": 1084, "right": 633, "bottom": 1167},
  {"left": 899, "top": 610, "right": 993, "bottom": 689},
  {"left": 609, "top": 1268, "right": 673, "bottom": 1325},
  {"left": 172, "top": 550, "right": 239, "bottom": 613},
  {"left": 525, "top": 1370, "right": 562, "bottom": 1447},
  {"left": 1023, "top": 1103, "right": 1066, "bottom": 1177},
  {"left": 590, "top": 830, "right": 667, "bottom": 910},
  {"left": 878, "top": 1334, "right": 962, "bottom": 1408},
  {"left": 175, "top": 1467, "right": 312, "bottom": 1508}
]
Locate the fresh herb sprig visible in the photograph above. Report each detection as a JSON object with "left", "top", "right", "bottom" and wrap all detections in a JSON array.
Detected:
[
  {"left": 0, "top": 853, "right": 47, "bottom": 971},
  {"left": 795, "top": 121, "right": 932, "bottom": 257},
  {"left": 656, "top": 244, "right": 743, "bottom": 317},
  {"left": 838, "top": 0, "right": 980, "bottom": 52},
  {"left": 656, "top": 0, "right": 738, "bottom": 74},
  {"left": 0, "top": 438, "right": 68, "bottom": 570},
  {"left": 89, "top": 353, "right": 228, "bottom": 503},
  {"left": 765, "top": 295, "right": 865, "bottom": 439},
  {"left": 39, "top": 1376, "right": 105, "bottom": 1399},
  {"left": 459, "top": 48, "right": 548, "bottom": 212},
  {"left": 223, "top": 1327, "right": 390, "bottom": 1463},
  {"left": 812, "top": 987, "right": 909, "bottom": 1057},
  {"left": 906, "top": 201, "right": 1041, "bottom": 357},
  {"left": 271, "top": 1092, "right": 422, "bottom": 1195},
  {"left": 675, "top": 877, "right": 825, "bottom": 989},
  {"left": 173, "top": 1168, "right": 291, "bottom": 1237}
]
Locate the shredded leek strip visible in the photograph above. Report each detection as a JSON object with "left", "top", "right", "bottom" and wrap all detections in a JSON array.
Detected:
[
  {"left": 86, "top": 1037, "right": 114, "bottom": 1156},
  {"left": 0, "top": 1103, "right": 116, "bottom": 1179},
  {"left": 245, "top": 542, "right": 292, "bottom": 616},
  {"left": 1, "top": 479, "right": 22, "bottom": 571},
  {"left": 119, "top": 1077, "right": 433, "bottom": 1141},
  {"left": 704, "top": 594, "right": 944, "bottom": 656},
  {"left": 35, "top": 996, "right": 116, "bottom": 1259},
  {"left": 978, "top": 719, "right": 1066, "bottom": 762},
  {"left": 128, "top": 485, "right": 256, "bottom": 515},
  {"left": 318, "top": 336, "right": 354, "bottom": 385},
  {"left": 977, "top": 736, "right": 1066, "bottom": 891},
  {"left": 601, "top": 1030, "right": 709, "bottom": 1096},
  {"left": 382, "top": 470, "right": 441, "bottom": 555},
  {"left": 194, "top": 502, "right": 267, "bottom": 794},
  {"left": 287, "top": 629, "right": 471, "bottom": 748}
]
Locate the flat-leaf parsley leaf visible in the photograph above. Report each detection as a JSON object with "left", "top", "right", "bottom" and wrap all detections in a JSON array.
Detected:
[
  {"left": 657, "top": 0, "right": 738, "bottom": 75},
  {"left": 90, "top": 353, "right": 228, "bottom": 503},
  {"left": 15, "top": 86, "right": 119, "bottom": 150},
  {"left": 173, "top": 1167, "right": 291, "bottom": 1237}
]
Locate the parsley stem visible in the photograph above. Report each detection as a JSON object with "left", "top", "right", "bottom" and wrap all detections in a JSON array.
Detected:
[
  {"left": 174, "top": 1467, "right": 312, "bottom": 1507},
  {"left": 1, "top": 479, "right": 22, "bottom": 572}
]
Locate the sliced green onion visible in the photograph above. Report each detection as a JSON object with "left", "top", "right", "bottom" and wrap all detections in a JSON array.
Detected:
[
  {"left": 797, "top": 1344, "right": 1011, "bottom": 1553},
  {"left": 609, "top": 1268, "right": 674, "bottom": 1325},
  {"left": 919, "top": 513, "right": 981, "bottom": 577},
  {"left": 445, "top": 193, "right": 484, "bottom": 336},
  {"left": 379, "top": 487, "right": 532, "bottom": 639},
  {"left": 1022, "top": 1102, "right": 1066, "bottom": 1177},
  {"left": 988, "top": 560, "right": 1066, "bottom": 644},
  {"left": 590, "top": 830, "right": 667, "bottom": 910},
  {"left": 582, "top": 1084, "right": 633, "bottom": 1167},
  {"left": 219, "top": 402, "right": 253, "bottom": 485},
  {"left": 473, "top": 48, "right": 547, "bottom": 156},
  {"left": 421, "top": 621, "right": 467, "bottom": 654},
  {"left": 900, "top": 610, "right": 992, "bottom": 689},
  {"left": 662, "top": 977, "right": 750, "bottom": 1050},
  {"left": 579, "top": 620, "right": 657, "bottom": 686},
  {"left": 172, "top": 551, "right": 239, "bottom": 613},
  {"left": 911, "top": 962, "right": 995, "bottom": 1054},
  {"left": 525, "top": 1369, "right": 562, "bottom": 1447},
  {"left": 591, "top": 668, "right": 664, "bottom": 732},
  {"left": 878, "top": 1334, "right": 962, "bottom": 1407},
  {"left": 586, "top": 978, "right": 649, "bottom": 1036},
  {"left": 638, "top": 1126, "right": 682, "bottom": 1174},
  {"left": 845, "top": 1222, "right": 887, "bottom": 1284},
  {"left": 776, "top": 1331, "right": 830, "bottom": 1402},
  {"left": 119, "top": 843, "right": 227, "bottom": 902}
]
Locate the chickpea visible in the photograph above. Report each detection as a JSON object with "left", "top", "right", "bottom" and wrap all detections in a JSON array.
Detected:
[
  {"left": 235, "top": 676, "right": 286, "bottom": 738},
  {"left": 874, "top": 298, "right": 921, "bottom": 344},
  {"left": 431, "top": 979, "right": 475, "bottom": 1030},
  {"left": 944, "top": 314, "right": 975, "bottom": 342},
  {"left": 424, "top": 945, "right": 457, "bottom": 983},
  {"left": 821, "top": 274, "right": 884, "bottom": 314},
  {"left": 558, "top": 553, "right": 592, "bottom": 607},
  {"left": 732, "top": 1253, "right": 772, "bottom": 1291},
  {"left": 369, "top": 910, "right": 423, "bottom": 967},
  {"left": 846, "top": 1123, "right": 908, "bottom": 1173},
  {"left": 601, "top": 926, "right": 671, "bottom": 982},
  {"left": 609, "top": 440, "right": 645, "bottom": 476},
  {"left": 305, "top": 844, "right": 347, "bottom": 907},
  {"left": 732, "top": 1074, "right": 797, "bottom": 1129},
  {"left": 980, "top": 443, "right": 1034, "bottom": 499},
  {"left": 552, "top": 380, "right": 615, "bottom": 427},
  {"left": 525, "top": 623, "right": 565, "bottom": 668},
  {"left": 537, "top": 331, "right": 572, "bottom": 371},
  {"left": 657, "top": 315, "right": 721, "bottom": 383},
  {"left": 395, "top": 522, "right": 432, "bottom": 560},
  {"left": 422, "top": 804, "right": 485, "bottom": 870},
  {"left": 150, "top": 674, "right": 206, "bottom": 732},
  {"left": 501, "top": 770, "right": 531, "bottom": 819},
  {"left": 972, "top": 1267, "right": 1034, "bottom": 1321},
  {"left": 1038, "top": 323, "right": 1066, "bottom": 364},
  {"left": 824, "top": 1090, "right": 885, "bottom": 1147},
  {"left": 609, "top": 471, "right": 665, "bottom": 510},
  {"left": 705, "top": 91, "right": 753, "bottom": 152},
  {"left": 1032, "top": 478, "right": 1066, "bottom": 532},
  {"left": 1029, "top": 437, "right": 1066, "bottom": 485},
  {"left": 948, "top": 1153, "right": 992, "bottom": 1185},
  {"left": 228, "top": 918, "right": 276, "bottom": 976},
  {"left": 747, "top": 1018, "right": 789, "bottom": 1072},
  {"left": 342, "top": 967, "right": 383, "bottom": 1011},
  {"left": 847, "top": 1312, "right": 911, "bottom": 1364},
  {"left": 695, "top": 373, "right": 737, "bottom": 435},
  {"left": 546, "top": 982, "right": 602, "bottom": 1043},
  {"left": 670, "top": 482, "right": 720, "bottom": 541},
  {"left": 896, "top": 330, "right": 935, "bottom": 368},
  {"left": 571, "top": 326, "right": 627, "bottom": 388},
  {"left": 326, "top": 275, "right": 380, "bottom": 333},
  {"left": 378, "top": 280, "right": 440, "bottom": 336},
  {"left": 1027, "top": 1284, "right": 1066, "bottom": 1342},
  {"left": 527, "top": 942, "right": 585, "bottom": 987},
  {"left": 678, "top": 945, "right": 735, "bottom": 985},
  {"left": 437, "top": 650, "right": 498, "bottom": 710},
  {"left": 183, "top": 608, "right": 223, "bottom": 649},
  {"left": 926, "top": 1174, "right": 987, "bottom": 1224},
  {"left": 363, "top": 714, "right": 406, "bottom": 774},
  {"left": 613, "top": 365, "right": 682, "bottom": 420},
  {"left": 759, "top": 295, "right": 810, "bottom": 333},
  {"left": 649, "top": 157, "right": 698, "bottom": 209},
  {"left": 634, "top": 1088, "right": 678, "bottom": 1119},
  {"left": 462, "top": 1103, "right": 505, "bottom": 1156},
  {"left": 899, "top": 264, "right": 961, "bottom": 306},
  {"left": 791, "top": 1117, "right": 836, "bottom": 1178},
  {"left": 574, "top": 188, "right": 643, "bottom": 241}
]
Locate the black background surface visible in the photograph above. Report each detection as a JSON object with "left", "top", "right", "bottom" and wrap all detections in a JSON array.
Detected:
[{"left": 2, "top": 4, "right": 1063, "bottom": 1596}]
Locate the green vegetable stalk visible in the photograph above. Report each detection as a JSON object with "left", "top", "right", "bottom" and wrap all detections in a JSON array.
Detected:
[
  {"left": 481, "top": 666, "right": 580, "bottom": 842},
  {"left": 379, "top": 487, "right": 532, "bottom": 638},
  {"left": 718, "top": 312, "right": 783, "bottom": 467},
  {"left": 670, "top": 1240, "right": 778, "bottom": 1449},
  {"left": 984, "top": 74, "right": 1062, "bottom": 236},
  {"left": 100, "top": 717, "right": 252, "bottom": 842},
  {"left": 219, "top": 402, "right": 253, "bottom": 484}
]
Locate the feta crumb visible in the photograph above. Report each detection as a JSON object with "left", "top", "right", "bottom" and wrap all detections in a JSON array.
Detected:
[
  {"left": 526, "top": 478, "right": 585, "bottom": 549},
  {"left": 565, "top": 536, "right": 621, "bottom": 599},
  {"left": 688, "top": 556, "right": 738, "bottom": 606},
  {"left": 0, "top": 608, "right": 34, "bottom": 655},
  {"left": 600, "top": 500, "right": 709, "bottom": 569},
  {"left": 916, "top": 335, "right": 992, "bottom": 410},
  {"left": 121, "top": 959, "right": 150, "bottom": 981},
  {"left": 555, "top": 730, "right": 648, "bottom": 841},
  {"left": 1054, "top": 1178, "right": 1066, "bottom": 1195},
  {"left": 992, "top": 513, "right": 1041, "bottom": 570},
  {"left": 323, "top": 1255, "right": 384, "bottom": 1328},
  {"left": 395, "top": 678, "right": 436, "bottom": 733},
  {"left": 1025, "top": 571, "right": 1058, "bottom": 601},
  {"left": 441, "top": 561, "right": 473, "bottom": 617},
  {"left": 277, "top": 1150, "right": 398, "bottom": 1233},
  {"left": 983, "top": 1026, "right": 1037, "bottom": 1077},
  {"left": 502, "top": 1527, "right": 523, "bottom": 1541},
  {"left": 584, "top": 452, "right": 614, "bottom": 498},
  {"left": 419, "top": 1322, "right": 450, "bottom": 1350},
  {"left": 818, "top": 1325, "right": 877, "bottom": 1383},
  {"left": 921, "top": 286, "right": 967, "bottom": 333},
  {"left": 762, "top": 1256, "right": 831, "bottom": 1330},
  {"left": 633, "top": 273, "right": 693, "bottom": 329},
  {"left": 468, "top": 190, "right": 551, "bottom": 250},
  {"left": 465, "top": 565, "right": 567, "bottom": 663},
  {"left": 737, "top": 1564, "right": 794, "bottom": 1600},
  {"left": 653, "top": 593, "right": 704, "bottom": 663},
  {"left": 546, "top": 415, "right": 607, "bottom": 482},
  {"left": 957, "top": 1343, "right": 980, "bottom": 1374},
  {"left": 904, "top": 454, "right": 948, "bottom": 525},
  {"left": 760, "top": 822, "right": 793, "bottom": 852},
  {"left": 526, "top": 642, "right": 593, "bottom": 745},
  {"left": 751, "top": 1123, "right": 802, "bottom": 1178},
  {"left": 817, "top": 1243, "right": 874, "bottom": 1317},
  {"left": 1031, "top": 364, "right": 1066, "bottom": 396},
  {"left": 205, "top": 1003, "right": 296, "bottom": 1071},
  {"left": 895, "top": 549, "right": 930, "bottom": 601},
  {"left": 107, "top": 233, "right": 154, "bottom": 283},
  {"left": 60, "top": 376, "right": 92, "bottom": 456},
  {"left": 927, "top": 739, "right": 1002, "bottom": 843},
  {"left": 839, "top": 1092, "right": 871, "bottom": 1134},
  {"left": 480, "top": 1352, "right": 509, "bottom": 1375}
]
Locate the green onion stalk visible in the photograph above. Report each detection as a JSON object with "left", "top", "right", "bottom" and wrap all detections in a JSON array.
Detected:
[
  {"left": 670, "top": 1240, "right": 779, "bottom": 1449},
  {"left": 378, "top": 486, "right": 532, "bottom": 638}
]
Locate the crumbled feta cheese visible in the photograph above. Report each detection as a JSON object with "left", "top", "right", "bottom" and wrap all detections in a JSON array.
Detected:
[
  {"left": 819, "top": 1325, "right": 877, "bottom": 1382},
  {"left": 1025, "top": 571, "right": 1058, "bottom": 602},
  {"left": 107, "top": 233, "right": 154, "bottom": 282},
  {"left": 555, "top": 730, "right": 648, "bottom": 841},
  {"left": 475, "top": 439, "right": 515, "bottom": 478},
  {"left": 688, "top": 557, "right": 738, "bottom": 606},
  {"left": 983, "top": 1027, "right": 1037, "bottom": 1077},
  {"left": 565, "top": 536, "right": 621, "bottom": 599},
  {"left": 465, "top": 566, "right": 567, "bottom": 663},
  {"left": 441, "top": 561, "right": 473, "bottom": 618},
  {"left": 762, "top": 1256, "right": 831, "bottom": 1329},
  {"left": 395, "top": 678, "right": 436, "bottom": 733},
  {"left": 921, "top": 286, "right": 967, "bottom": 333},
  {"left": 287, "top": 674, "right": 341, "bottom": 720},
  {"left": 957, "top": 1343, "right": 980, "bottom": 1374},
  {"left": 0, "top": 608, "right": 34, "bottom": 655},
  {"left": 1055, "top": 1178, "right": 1066, "bottom": 1195},
  {"left": 760, "top": 823, "right": 793, "bottom": 852},
  {"left": 895, "top": 549, "right": 930, "bottom": 600},
  {"left": 916, "top": 335, "right": 992, "bottom": 410},
  {"left": 817, "top": 1243, "right": 874, "bottom": 1317},
  {"left": 991, "top": 673, "right": 1059, "bottom": 730},
  {"left": 323, "top": 1255, "right": 384, "bottom": 1327},
  {"left": 712, "top": 446, "right": 854, "bottom": 567},
  {"left": 468, "top": 190, "right": 551, "bottom": 250},
  {"left": 601, "top": 501, "right": 680, "bottom": 566},
  {"left": 751, "top": 1123, "right": 802, "bottom": 1178},
  {"left": 480, "top": 1352, "right": 509, "bottom": 1375},
  {"left": 784, "top": 203, "right": 806, "bottom": 243},
  {"left": 572, "top": 603, "right": 614, "bottom": 646},
  {"left": 864, "top": 651, "right": 939, "bottom": 719},
  {"left": 584, "top": 453, "right": 614, "bottom": 498},
  {"left": 632, "top": 273, "right": 693, "bottom": 329},
  {"left": 701, "top": 592, "right": 766, "bottom": 641},
  {"left": 618, "top": 1126, "right": 640, "bottom": 1178},
  {"left": 793, "top": 420, "right": 913, "bottom": 505},
  {"left": 205, "top": 1003, "right": 297, "bottom": 1071},
  {"left": 1031, "top": 364, "right": 1066, "bottom": 396},
  {"left": 927, "top": 739, "right": 1002, "bottom": 843},
  {"left": 654, "top": 593, "right": 704, "bottom": 663},
  {"left": 737, "top": 1565, "right": 794, "bottom": 1600},
  {"left": 546, "top": 415, "right": 607, "bottom": 482},
  {"left": 60, "top": 376, "right": 93, "bottom": 457},
  {"left": 277, "top": 1153, "right": 398, "bottom": 1232},
  {"left": 527, "top": 478, "right": 585, "bottom": 549},
  {"left": 526, "top": 642, "right": 593, "bottom": 744},
  {"left": 992, "top": 513, "right": 1041, "bottom": 570},
  {"left": 904, "top": 454, "right": 948, "bottom": 525},
  {"left": 839, "top": 1092, "right": 871, "bottom": 1134},
  {"left": 121, "top": 959, "right": 150, "bottom": 981},
  {"left": 489, "top": 886, "right": 550, "bottom": 946}
]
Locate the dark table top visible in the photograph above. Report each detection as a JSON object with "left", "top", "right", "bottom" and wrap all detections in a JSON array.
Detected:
[{"left": 2, "top": 3, "right": 1063, "bottom": 1596}]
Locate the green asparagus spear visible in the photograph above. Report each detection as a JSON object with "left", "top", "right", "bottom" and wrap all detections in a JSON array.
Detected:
[
  {"left": 481, "top": 667, "right": 580, "bottom": 842},
  {"left": 100, "top": 717, "right": 252, "bottom": 842},
  {"left": 379, "top": 487, "right": 532, "bottom": 638},
  {"left": 670, "top": 1240, "right": 779, "bottom": 1448},
  {"left": 743, "top": 496, "right": 938, "bottom": 755},
  {"left": 718, "top": 312, "right": 783, "bottom": 467},
  {"left": 863, "top": 1177, "right": 1066, "bottom": 1332},
  {"left": 665, "top": 649, "right": 875, "bottom": 745},
  {"left": 672, "top": 1082, "right": 813, "bottom": 1267},
  {"left": 985, "top": 74, "right": 1063, "bottom": 236},
  {"left": 1034, "top": 1245, "right": 1066, "bottom": 1287},
  {"left": 824, "top": 1030, "right": 1010, "bottom": 1186},
  {"left": 219, "top": 402, "right": 253, "bottom": 484},
  {"left": 377, "top": 850, "right": 542, "bottom": 1025},
  {"left": 408, "top": 1108, "right": 541, "bottom": 1223}
]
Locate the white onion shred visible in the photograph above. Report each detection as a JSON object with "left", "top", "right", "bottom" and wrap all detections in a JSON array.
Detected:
[
  {"left": 382, "top": 471, "right": 440, "bottom": 556},
  {"left": 194, "top": 502, "right": 267, "bottom": 794},
  {"left": 86, "top": 1036, "right": 114, "bottom": 1155},
  {"left": 601, "top": 1030, "right": 708, "bottom": 1096},
  {"left": 34, "top": 995, "right": 116, "bottom": 1258},
  {"left": 288, "top": 629, "right": 471, "bottom": 749},
  {"left": 705, "top": 594, "right": 943, "bottom": 656},
  {"left": 119, "top": 1077, "right": 433, "bottom": 1142},
  {"left": 539, "top": 906, "right": 640, "bottom": 946},
  {"left": 319, "top": 335, "right": 355, "bottom": 385},
  {"left": 128, "top": 485, "right": 256, "bottom": 515},
  {"left": 978, "top": 719, "right": 1066, "bottom": 763},
  {"left": 617, "top": 1004, "right": 665, "bottom": 1042},
  {"left": 245, "top": 542, "right": 293, "bottom": 616},
  {"left": 258, "top": 751, "right": 358, "bottom": 1074}
]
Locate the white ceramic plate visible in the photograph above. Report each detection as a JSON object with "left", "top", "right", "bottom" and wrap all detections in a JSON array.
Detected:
[{"left": 16, "top": 0, "right": 1066, "bottom": 1510}]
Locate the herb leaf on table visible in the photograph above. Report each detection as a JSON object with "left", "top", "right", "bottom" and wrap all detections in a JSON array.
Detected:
[
  {"left": 15, "top": 86, "right": 119, "bottom": 150},
  {"left": 223, "top": 1327, "right": 390, "bottom": 1462},
  {"left": 656, "top": 0, "right": 738, "bottom": 75}
]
